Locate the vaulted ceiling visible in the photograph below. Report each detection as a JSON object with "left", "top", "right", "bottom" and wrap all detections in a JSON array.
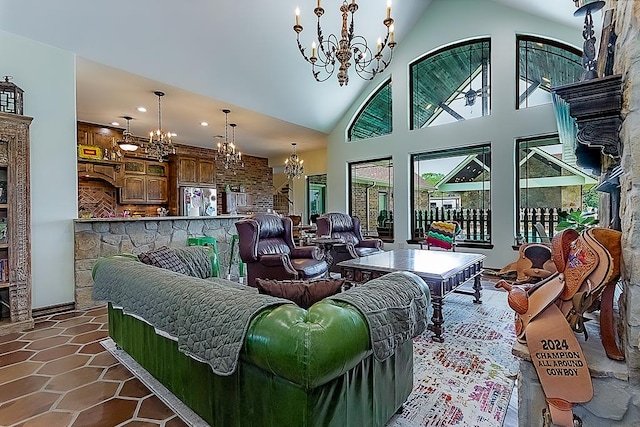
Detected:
[{"left": 0, "top": 0, "right": 582, "bottom": 161}]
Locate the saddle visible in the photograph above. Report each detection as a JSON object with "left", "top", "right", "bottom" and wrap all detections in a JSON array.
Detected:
[
  {"left": 496, "top": 227, "right": 623, "bottom": 427},
  {"left": 497, "top": 243, "right": 557, "bottom": 284}
]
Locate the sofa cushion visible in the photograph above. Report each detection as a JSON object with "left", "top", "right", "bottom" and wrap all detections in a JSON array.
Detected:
[
  {"left": 138, "top": 246, "right": 189, "bottom": 275},
  {"left": 255, "top": 278, "right": 345, "bottom": 309}
]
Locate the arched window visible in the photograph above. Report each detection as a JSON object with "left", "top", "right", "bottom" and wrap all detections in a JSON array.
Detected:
[
  {"left": 410, "top": 38, "right": 491, "bottom": 129},
  {"left": 347, "top": 79, "right": 392, "bottom": 141},
  {"left": 517, "top": 35, "right": 582, "bottom": 109}
]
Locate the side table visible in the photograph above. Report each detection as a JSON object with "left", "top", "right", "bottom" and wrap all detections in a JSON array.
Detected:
[{"left": 310, "top": 237, "right": 345, "bottom": 273}]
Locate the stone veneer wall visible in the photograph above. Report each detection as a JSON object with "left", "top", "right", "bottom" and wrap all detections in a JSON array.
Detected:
[
  {"left": 615, "top": 0, "right": 640, "bottom": 379},
  {"left": 74, "top": 217, "right": 244, "bottom": 309},
  {"left": 517, "top": 2, "right": 640, "bottom": 424}
]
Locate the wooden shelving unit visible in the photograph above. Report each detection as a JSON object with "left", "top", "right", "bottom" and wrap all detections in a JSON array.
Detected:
[{"left": 0, "top": 112, "right": 33, "bottom": 335}]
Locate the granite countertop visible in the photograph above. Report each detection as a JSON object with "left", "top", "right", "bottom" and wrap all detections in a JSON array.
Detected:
[{"left": 74, "top": 215, "right": 247, "bottom": 222}]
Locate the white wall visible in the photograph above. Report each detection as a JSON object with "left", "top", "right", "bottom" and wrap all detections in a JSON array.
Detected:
[
  {"left": 1, "top": 30, "right": 77, "bottom": 308},
  {"left": 326, "top": 0, "right": 583, "bottom": 268}
]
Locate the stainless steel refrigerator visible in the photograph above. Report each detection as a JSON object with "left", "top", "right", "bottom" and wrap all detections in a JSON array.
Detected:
[{"left": 180, "top": 187, "right": 218, "bottom": 216}]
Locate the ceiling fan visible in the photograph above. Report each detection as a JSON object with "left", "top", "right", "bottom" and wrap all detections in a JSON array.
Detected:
[{"left": 454, "top": 45, "right": 489, "bottom": 108}]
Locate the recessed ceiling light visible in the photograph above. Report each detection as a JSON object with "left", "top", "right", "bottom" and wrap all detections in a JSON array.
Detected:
[
  {"left": 111, "top": 122, "right": 119, "bottom": 126},
  {"left": 137, "top": 107, "right": 147, "bottom": 112},
  {"left": 200, "top": 122, "right": 209, "bottom": 126}
]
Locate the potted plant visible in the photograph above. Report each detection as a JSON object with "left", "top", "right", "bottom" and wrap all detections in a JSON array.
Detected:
[{"left": 555, "top": 209, "right": 599, "bottom": 233}]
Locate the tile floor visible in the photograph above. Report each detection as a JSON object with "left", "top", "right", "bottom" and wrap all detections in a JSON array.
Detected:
[
  {"left": 0, "top": 278, "right": 519, "bottom": 427},
  {"left": 0, "top": 307, "right": 186, "bottom": 427}
]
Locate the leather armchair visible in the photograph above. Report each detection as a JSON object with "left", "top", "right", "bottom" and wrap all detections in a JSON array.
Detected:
[
  {"left": 316, "top": 213, "right": 384, "bottom": 272},
  {"left": 236, "top": 213, "right": 328, "bottom": 287}
]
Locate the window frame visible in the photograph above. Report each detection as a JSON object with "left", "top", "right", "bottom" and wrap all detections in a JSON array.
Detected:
[
  {"left": 515, "top": 134, "right": 598, "bottom": 243},
  {"left": 348, "top": 157, "right": 394, "bottom": 242},
  {"left": 516, "top": 35, "right": 582, "bottom": 110},
  {"left": 410, "top": 144, "right": 493, "bottom": 248},
  {"left": 347, "top": 78, "right": 393, "bottom": 142},
  {"left": 409, "top": 38, "right": 491, "bottom": 130}
]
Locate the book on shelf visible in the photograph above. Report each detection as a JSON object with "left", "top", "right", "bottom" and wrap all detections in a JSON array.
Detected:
[
  {"left": 0, "top": 218, "right": 6, "bottom": 243},
  {"left": 0, "top": 181, "right": 6, "bottom": 204},
  {"left": 0, "top": 258, "right": 7, "bottom": 282}
]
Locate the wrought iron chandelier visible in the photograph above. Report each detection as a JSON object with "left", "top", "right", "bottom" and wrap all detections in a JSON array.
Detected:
[
  {"left": 293, "top": 0, "right": 397, "bottom": 86},
  {"left": 117, "top": 116, "right": 139, "bottom": 152},
  {"left": 146, "top": 91, "right": 176, "bottom": 161},
  {"left": 284, "top": 143, "right": 304, "bottom": 180},
  {"left": 215, "top": 109, "right": 244, "bottom": 174}
]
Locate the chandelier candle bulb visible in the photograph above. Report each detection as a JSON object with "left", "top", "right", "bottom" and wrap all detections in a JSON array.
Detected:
[
  {"left": 295, "top": 7, "right": 300, "bottom": 26},
  {"left": 387, "top": 0, "right": 392, "bottom": 20},
  {"left": 312, "top": 42, "right": 317, "bottom": 59},
  {"left": 390, "top": 24, "right": 395, "bottom": 43}
]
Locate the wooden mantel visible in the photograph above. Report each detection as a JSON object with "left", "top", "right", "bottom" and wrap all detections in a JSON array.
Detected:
[{"left": 553, "top": 74, "right": 623, "bottom": 159}]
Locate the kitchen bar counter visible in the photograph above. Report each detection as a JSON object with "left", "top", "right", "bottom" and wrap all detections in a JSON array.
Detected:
[{"left": 74, "top": 215, "right": 246, "bottom": 309}]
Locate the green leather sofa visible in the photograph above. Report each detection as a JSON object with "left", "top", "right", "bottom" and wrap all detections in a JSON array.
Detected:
[{"left": 94, "top": 252, "right": 425, "bottom": 427}]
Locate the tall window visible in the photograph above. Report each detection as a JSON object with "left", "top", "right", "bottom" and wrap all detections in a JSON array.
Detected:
[
  {"left": 410, "top": 38, "right": 491, "bottom": 129},
  {"left": 517, "top": 36, "right": 582, "bottom": 109},
  {"left": 347, "top": 79, "right": 392, "bottom": 141},
  {"left": 411, "top": 145, "right": 492, "bottom": 245},
  {"left": 349, "top": 158, "right": 393, "bottom": 241},
  {"left": 517, "top": 136, "right": 597, "bottom": 242},
  {"left": 306, "top": 174, "right": 326, "bottom": 222}
]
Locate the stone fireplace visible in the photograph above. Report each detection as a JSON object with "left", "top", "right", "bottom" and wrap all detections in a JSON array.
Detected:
[{"left": 515, "top": 1, "right": 640, "bottom": 424}]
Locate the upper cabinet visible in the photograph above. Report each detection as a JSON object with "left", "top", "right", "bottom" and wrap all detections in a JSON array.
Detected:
[
  {"left": 77, "top": 122, "right": 121, "bottom": 161},
  {"left": 172, "top": 156, "right": 216, "bottom": 186},
  {"left": 120, "top": 159, "right": 168, "bottom": 204},
  {"left": 199, "top": 159, "right": 216, "bottom": 185}
]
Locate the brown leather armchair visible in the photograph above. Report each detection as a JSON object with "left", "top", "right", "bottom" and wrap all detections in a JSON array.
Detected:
[
  {"left": 316, "top": 213, "right": 384, "bottom": 272},
  {"left": 236, "top": 213, "right": 328, "bottom": 287}
]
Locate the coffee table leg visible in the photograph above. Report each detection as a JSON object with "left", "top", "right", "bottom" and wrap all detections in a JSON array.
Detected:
[
  {"left": 428, "top": 297, "right": 444, "bottom": 343},
  {"left": 473, "top": 275, "right": 482, "bottom": 304}
]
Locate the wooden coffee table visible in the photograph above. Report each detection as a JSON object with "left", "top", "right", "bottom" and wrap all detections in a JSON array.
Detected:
[{"left": 338, "top": 249, "right": 486, "bottom": 342}]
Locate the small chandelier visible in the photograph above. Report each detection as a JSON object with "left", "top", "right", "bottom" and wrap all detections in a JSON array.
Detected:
[
  {"left": 293, "top": 0, "right": 397, "bottom": 86},
  {"left": 284, "top": 143, "right": 304, "bottom": 180},
  {"left": 117, "top": 116, "right": 139, "bottom": 152},
  {"left": 215, "top": 109, "right": 244, "bottom": 175},
  {"left": 145, "top": 91, "right": 176, "bottom": 161}
]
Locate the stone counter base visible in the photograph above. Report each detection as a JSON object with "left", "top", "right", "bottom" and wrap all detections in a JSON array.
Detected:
[{"left": 74, "top": 218, "right": 242, "bottom": 309}]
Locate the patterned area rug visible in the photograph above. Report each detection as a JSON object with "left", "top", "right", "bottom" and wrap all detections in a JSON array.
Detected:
[{"left": 386, "top": 288, "right": 518, "bottom": 427}]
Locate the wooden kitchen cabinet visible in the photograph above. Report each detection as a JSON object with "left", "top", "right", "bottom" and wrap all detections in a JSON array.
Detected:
[
  {"left": 178, "top": 157, "right": 197, "bottom": 184},
  {"left": 146, "top": 177, "right": 168, "bottom": 203},
  {"left": 77, "top": 122, "right": 119, "bottom": 160},
  {"left": 198, "top": 159, "right": 216, "bottom": 185},
  {"left": 120, "top": 159, "right": 168, "bottom": 204},
  {"left": 121, "top": 176, "right": 146, "bottom": 203},
  {"left": 173, "top": 156, "right": 216, "bottom": 186}
]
